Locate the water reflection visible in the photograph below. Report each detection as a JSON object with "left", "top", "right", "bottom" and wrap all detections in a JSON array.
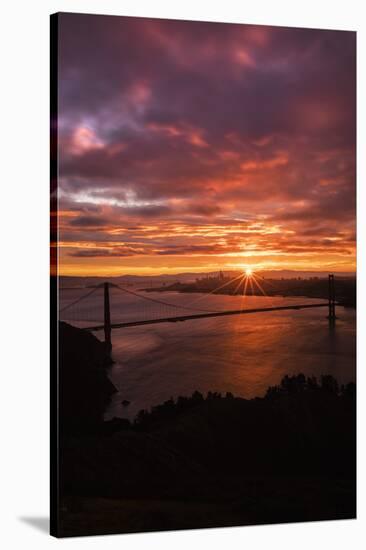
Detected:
[{"left": 88, "top": 293, "right": 356, "bottom": 421}]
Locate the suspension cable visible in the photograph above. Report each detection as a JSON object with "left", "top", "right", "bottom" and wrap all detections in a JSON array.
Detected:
[
  {"left": 114, "top": 284, "right": 219, "bottom": 313},
  {"left": 59, "top": 286, "right": 100, "bottom": 314}
]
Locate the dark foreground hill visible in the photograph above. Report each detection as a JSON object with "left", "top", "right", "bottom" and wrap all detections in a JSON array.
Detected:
[
  {"left": 59, "top": 322, "right": 116, "bottom": 435},
  {"left": 57, "top": 323, "right": 356, "bottom": 537}
]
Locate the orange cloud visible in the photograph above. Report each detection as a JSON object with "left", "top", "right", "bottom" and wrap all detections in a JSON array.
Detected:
[{"left": 241, "top": 154, "right": 288, "bottom": 172}]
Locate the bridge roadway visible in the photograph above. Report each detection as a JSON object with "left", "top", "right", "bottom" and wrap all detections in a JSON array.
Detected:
[{"left": 83, "top": 301, "right": 332, "bottom": 332}]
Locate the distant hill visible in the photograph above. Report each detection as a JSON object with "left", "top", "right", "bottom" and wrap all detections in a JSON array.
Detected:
[
  {"left": 58, "top": 269, "right": 355, "bottom": 288},
  {"left": 256, "top": 269, "right": 355, "bottom": 279}
]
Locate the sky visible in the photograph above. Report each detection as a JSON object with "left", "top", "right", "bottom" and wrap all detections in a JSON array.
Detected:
[{"left": 56, "top": 13, "right": 356, "bottom": 276}]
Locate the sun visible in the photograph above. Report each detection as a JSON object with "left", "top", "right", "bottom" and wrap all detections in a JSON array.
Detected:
[{"left": 245, "top": 267, "right": 253, "bottom": 276}]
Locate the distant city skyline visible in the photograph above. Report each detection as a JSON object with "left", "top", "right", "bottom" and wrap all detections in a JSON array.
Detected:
[{"left": 57, "top": 14, "right": 356, "bottom": 276}]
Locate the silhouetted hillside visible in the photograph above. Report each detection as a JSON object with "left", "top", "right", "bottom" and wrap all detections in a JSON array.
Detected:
[{"left": 59, "top": 322, "right": 116, "bottom": 435}]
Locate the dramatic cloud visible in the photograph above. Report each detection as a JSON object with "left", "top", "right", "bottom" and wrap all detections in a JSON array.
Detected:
[{"left": 56, "top": 14, "right": 356, "bottom": 276}]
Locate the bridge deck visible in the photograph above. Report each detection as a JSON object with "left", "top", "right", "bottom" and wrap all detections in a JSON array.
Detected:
[{"left": 83, "top": 302, "right": 331, "bottom": 331}]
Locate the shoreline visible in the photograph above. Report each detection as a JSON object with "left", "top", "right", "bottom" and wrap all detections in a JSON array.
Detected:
[{"left": 140, "top": 277, "right": 356, "bottom": 308}]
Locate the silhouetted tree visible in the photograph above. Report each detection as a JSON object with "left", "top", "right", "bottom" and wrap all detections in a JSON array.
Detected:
[{"left": 321, "top": 375, "right": 339, "bottom": 394}]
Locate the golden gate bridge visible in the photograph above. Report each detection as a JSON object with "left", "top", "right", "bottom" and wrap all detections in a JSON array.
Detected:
[{"left": 59, "top": 274, "right": 337, "bottom": 352}]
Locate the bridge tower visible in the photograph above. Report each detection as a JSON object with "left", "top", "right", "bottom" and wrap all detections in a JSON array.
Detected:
[
  {"left": 328, "top": 274, "right": 336, "bottom": 323},
  {"left": 104, "top": 282, "right": 112, "bottom": 353}
]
